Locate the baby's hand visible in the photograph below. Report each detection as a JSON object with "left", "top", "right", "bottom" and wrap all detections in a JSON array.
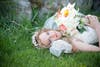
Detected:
[{"left": 85, "top": 15, "right": 100, "bottom": 29}]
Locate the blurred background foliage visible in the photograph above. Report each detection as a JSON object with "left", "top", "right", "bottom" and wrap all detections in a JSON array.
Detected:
[{"left": 0, "top": 0, "right": 17, "bottom": 28}]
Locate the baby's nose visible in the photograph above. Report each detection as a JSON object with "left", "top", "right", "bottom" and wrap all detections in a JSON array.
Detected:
[{"left": 50, "top": 34, "right": 56, "bottom": 38}]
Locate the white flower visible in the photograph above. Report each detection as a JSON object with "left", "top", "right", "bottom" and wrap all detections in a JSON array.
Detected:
[
  {"left": 55, "top": 3, "right": 81, "bottom": 36},
  {"left": 53, "top": 3, "right": 98, "bottom": 43},
  {"left": 61, "top": 3, "right": 77, "bottom": 18}
]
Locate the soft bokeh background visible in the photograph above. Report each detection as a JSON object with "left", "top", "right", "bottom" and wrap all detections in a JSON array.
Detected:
[{"left": 0, "top": 0, "right": 100, "bottom": 67}]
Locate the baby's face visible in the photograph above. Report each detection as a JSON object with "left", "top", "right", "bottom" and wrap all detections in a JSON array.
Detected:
[{"left": 39, "top": 30, "right": 62, "bottom": 46}]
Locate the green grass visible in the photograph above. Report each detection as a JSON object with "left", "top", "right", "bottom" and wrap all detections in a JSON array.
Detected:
[{"left": 0, "top": 7, "right": 100, "bottom": 67}]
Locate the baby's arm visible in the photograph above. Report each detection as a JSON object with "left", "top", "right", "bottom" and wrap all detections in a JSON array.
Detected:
[
  {"left": 69, "top": 15, "right": 100, "bottom": 52},
  {"left": 70, "top": 38, "right": 100, "bottom": 51}
]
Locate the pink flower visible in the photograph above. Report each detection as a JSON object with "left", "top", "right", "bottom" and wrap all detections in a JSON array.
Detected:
[{"left": 59, "top": 24, "right": 67, "bottom": 31}]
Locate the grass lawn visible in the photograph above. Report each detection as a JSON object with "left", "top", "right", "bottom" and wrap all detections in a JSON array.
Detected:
[{"left": 0, "top": 8, "right": 100, "bottom": 67}]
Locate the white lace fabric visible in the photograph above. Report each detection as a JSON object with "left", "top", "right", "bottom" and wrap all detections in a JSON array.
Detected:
[{"left": 49, "top": 40, "right": 72, "bottom": 57}]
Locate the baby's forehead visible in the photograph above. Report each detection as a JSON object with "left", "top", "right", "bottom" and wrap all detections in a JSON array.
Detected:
[{"left": 39, "top": 32, "right": 47, "bottom": 38}]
